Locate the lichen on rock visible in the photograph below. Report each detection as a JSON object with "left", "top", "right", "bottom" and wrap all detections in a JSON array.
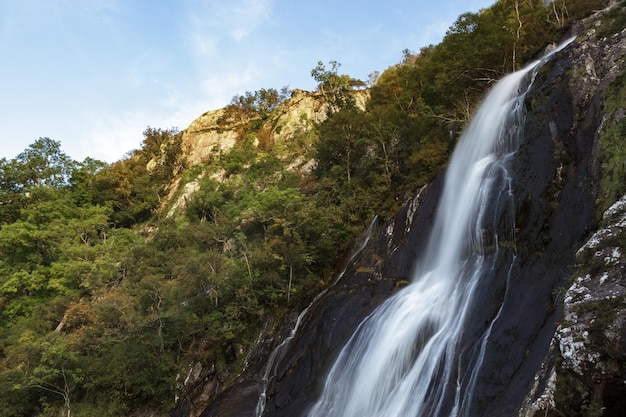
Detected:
[{"left": 528, "top": 193, "right": 626, "bottom": 416}]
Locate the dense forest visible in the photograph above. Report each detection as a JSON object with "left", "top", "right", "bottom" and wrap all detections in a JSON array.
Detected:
[{"left": 0, "top": 0, "right": 618, "bottom": 416}]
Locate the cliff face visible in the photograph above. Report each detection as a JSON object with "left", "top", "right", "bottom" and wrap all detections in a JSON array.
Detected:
[
  {"left": 177, "top": 4, "right": 626, "bottom": 417},
  {"left": 519, "top": 4, "right": 626, "bottom": 416},
  {"left": 162, "top": 88, "right": 367, "bottom": 219},
  {"left": 180, "top": 89, "right": 368, "bottom": 168},
  {"left": 552, "top": 195, "right": 626, "bottom": 416}
]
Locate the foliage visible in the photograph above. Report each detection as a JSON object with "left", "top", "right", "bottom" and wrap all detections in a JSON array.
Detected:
[
  {"left": 311, "top": 60, "right": 365, "bottom": 112},
  {"left": 219, "top": 86, "right": 292, "bottom": 125},
  {"left": 89, "top": 127, "right": 182, "bottom": 226},
  {"left": 0, "top": 138, "right": 78, "bottom": 225},
  {"left": 594, "top": 0, "right": 626, "bottom": 39}
]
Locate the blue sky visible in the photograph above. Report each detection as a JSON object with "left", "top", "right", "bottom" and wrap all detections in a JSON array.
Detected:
[{"left": 0, "top": 0, "right": 494, "bottom": 163}]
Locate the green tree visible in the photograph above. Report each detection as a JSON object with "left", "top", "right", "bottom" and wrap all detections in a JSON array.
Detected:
[
  {"left": 220, "top": 86, "right": 291, "bottom": 124},
  {"left": 89, "top": 127, "right": 182, "bottom": 227},
  {"left": 11, "top": 137, "right": 75, "bottom": 189},
  {"left": 25, "top": 335, "right": 84, "bottom": 417},
  {"left": 0, "top": 193, "right": 119, "bottom": 323},
  {"left": 0, "top": 138, "right": 78, "bottom": 225},
  {"left": 311, "top": 60, "right": 365, "bottom": 112},
  {"left": 314, "top": 107, "right": 368, "bottom": 183},
  {"left": 68, "top": 157, "right": 107, "bottom": 206},
  {"left": 186, "top": 176, "right": 231, "bottom": 224}
]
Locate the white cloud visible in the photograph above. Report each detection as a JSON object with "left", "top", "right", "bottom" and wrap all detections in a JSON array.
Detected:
[
  {"left": 227, "top": 0, "right": 273, "bottom": 40},
  {"left": 78, "top": 88, "right": 227, "bottom": 163},
  {"left": 187, "top": 0, "right": 273, "bottom": 59},
  {"left": 200, "top": 0, "right": 272, "bottom": 40},
  {"left": 81, "top": 110, "right": 147, "bottom": 162},
  {"left": 177, "top": 0, "right": 284, "bottom": 120}
]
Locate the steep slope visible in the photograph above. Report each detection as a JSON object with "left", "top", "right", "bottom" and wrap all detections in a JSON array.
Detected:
[
  {"left": 162, "top": 88, "right": 368, "bottom": 219},
  {"left": 191, "top": 3, "right": 626, "bottom": 417},
  {"left": 179, "top": 89, "right": 368, "bottom": 169},
  {"left": 521, "top": 3, "right": 626, "bottom": 416}
]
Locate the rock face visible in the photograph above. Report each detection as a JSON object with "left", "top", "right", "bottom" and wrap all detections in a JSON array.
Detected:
[
  {"left": 518, "top": 4, "right": 626, "bottom": 417},
  {"left": 180, "top": 89, "right": 369, "bottom": 168},
  {"left": 556, "top": 195, "right": 626, "bottom": 416},
  {"left": 164, "top": 88, "right": 368, "bottom": 219},
  {"left": 187, "top": 5, "right": 626, "bottom": 417},
  {"left": 181, "top": 108, "right": 241, "bottom": 167},
  {"left": 519, "top": 195, "right": 626, "bottom": 417}
]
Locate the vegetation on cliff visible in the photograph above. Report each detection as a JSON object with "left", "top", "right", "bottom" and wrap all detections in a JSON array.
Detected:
[{"left": 0, "top": 1, "right": 613, "bottom": 416}]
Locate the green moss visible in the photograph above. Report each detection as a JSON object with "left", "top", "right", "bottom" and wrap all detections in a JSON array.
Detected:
[
  {"left": 573, "top": 296, "right": 626, "bottom": 359},
  {"left": 595, "top": 1, "right": 626, "bottom": 39},
  {"left": 598, "top": 73, "right": 626, "bottom": 215}
]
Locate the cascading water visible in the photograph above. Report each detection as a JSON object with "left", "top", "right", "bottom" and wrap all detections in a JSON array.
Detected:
[{"left": 305, "top": 38, "right": 575, "bottom": 417}]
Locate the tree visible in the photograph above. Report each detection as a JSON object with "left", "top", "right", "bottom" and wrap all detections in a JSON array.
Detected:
[
  {"left": 12, "top": 137, "right": 75, "bottom": 189},
  {"left": 0, "top": 138, "right": 78, "bottom": 225},
  {"left": 314, "top": 107, "right": 368, "bottom": 183},
  {"left": 91, "top": 157, "right": 154, "bottom": 227},
  {"left": 186, "top": 176, "right": 229, "bottom": 224},
  {"left": 0, "top": 191, "right": 120, "bottom": 324},
  {"left": 311, "top": 60, "right": 364, "bottom": 112},
  {"left": 23, "top": 335, "right": 83, "bottom": 417},
  {"left": 68, "top": 157, "right": 107, "bottom": 206},
  {"left": 219, "top": 87, "right": 291, "bottom": 124}
]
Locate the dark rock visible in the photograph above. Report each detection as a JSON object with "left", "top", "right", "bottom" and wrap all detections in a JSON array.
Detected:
[
  {"left": 520, "top": 4, "right": 626, "bottom": 416},
  {"left": 199, "top": 380, "right": 260, "bottom": 417}
]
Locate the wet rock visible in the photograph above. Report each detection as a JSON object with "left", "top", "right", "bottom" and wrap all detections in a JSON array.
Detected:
[
  {"left": 519, "top": 3, "right": 626, "bottom": 415},
  {"left": 524, "top": 195, "right": 626, "bottom": 417},
  {"left": 257, "top": 176, "right": 445, "bottom": 417}
]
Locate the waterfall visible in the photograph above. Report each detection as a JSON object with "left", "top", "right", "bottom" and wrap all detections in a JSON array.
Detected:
[{"left": 305, "top": 38, "right": 575, "bottom": 417}]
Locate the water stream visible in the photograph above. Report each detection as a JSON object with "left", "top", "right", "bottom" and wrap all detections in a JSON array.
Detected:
[{"left": 304, "top": 38, "right": 575, "bottom": 417}]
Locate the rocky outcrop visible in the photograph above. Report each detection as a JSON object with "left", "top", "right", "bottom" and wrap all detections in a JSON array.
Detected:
[
  {"left": 521, "top": 195, "right": 626, "bottom": 417},
  {"left": 557, "top": 195, "right": 626, "bottom": 416},
  {"left": 519, "top": 3, "right": 626, "bottom": 416},
  {"left": 181, "top": 108, "right": 241, "bottom": 166},
  {"left": 180, "top": 89, "right": 368, "bottom": 168},
  {"left": 163, "top": 89, "right": 367, "bottom": 218}
]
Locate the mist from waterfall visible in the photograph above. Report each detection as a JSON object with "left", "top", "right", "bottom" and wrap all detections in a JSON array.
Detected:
[{"left": 305, "top": 38, "right": 575, "bottom": 417}]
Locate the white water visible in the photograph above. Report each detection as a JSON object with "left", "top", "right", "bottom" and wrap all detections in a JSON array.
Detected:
[{"left": 306, "top": 39, "right": 575, "bottom": 417}]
